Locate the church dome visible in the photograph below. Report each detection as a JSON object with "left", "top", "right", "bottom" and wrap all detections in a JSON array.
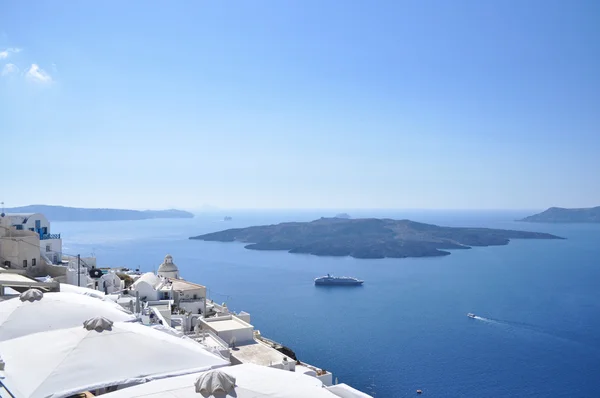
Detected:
[{"left": 157, "top": 254, "right": 180, "bottom": 279}]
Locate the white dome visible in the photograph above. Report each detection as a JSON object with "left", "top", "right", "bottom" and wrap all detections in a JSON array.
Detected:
[
  {"left": 132, "top": 272, "right": 160, "bottom": 288},
  {"left": 157, "top": 254, "right": 180, "bottom": 279}
]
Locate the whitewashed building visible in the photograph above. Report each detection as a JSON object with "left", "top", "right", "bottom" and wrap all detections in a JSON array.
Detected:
[
  {"left": 130, "top": 255, "right": 207, "bottom": 314},
  {"left": 0, "top": 213, "right": 41, "bottom": 270},
  {"left": 200, "top": 314, "right": 255, "bottom": 347},
  {"left": 5, "top": 212, "right": 62, "bottom": 264}
]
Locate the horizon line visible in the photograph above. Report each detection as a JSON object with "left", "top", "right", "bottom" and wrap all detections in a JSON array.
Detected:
[{"left": 3, "top": 204, "right": 557, "bottom": 212}]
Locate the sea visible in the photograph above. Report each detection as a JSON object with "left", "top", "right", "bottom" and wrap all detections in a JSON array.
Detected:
[{"left": 55, "top": 210, "right": 600, "bottom": 397}]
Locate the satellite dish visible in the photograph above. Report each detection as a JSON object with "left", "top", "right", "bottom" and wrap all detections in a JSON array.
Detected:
[{"left": 89, "top": 268, "right": 103, "bottom": 278}]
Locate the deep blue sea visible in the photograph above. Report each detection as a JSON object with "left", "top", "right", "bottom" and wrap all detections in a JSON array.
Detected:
[{"left": 55, "top": 210, "right": 600, "bottom": 397}]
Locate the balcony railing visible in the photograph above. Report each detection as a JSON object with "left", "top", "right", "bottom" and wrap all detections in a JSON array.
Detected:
[{"left": 40, "top": 233, "right": 61, "bottom": 240}]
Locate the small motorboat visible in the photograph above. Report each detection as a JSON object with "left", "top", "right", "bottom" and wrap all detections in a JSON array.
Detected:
[{"left": 467, "top": 313, "right": 476, "bottom": 318}]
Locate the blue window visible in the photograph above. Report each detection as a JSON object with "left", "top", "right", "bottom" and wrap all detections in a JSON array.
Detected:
[
  {"left": 35, "top": 220, "right": 41, "bottom": 229},
  {"left": 15, "top": 225, "right": 23, "bottom": 230}
]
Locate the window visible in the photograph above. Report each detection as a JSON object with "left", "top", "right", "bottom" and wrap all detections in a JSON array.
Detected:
[
  {"left": 23, "top": 259, "right": 27, "bottom": 268},
  {"left": 42, "top": 227, "right": 48, "bottom": 235},
  {"left": 193, "top": 294, "right": 198, "bottom": 299},
  {"left": 3, "top": 261, "right": 10, "bottom": 267},
  {"left": 32, "top": 258, "right": 37, "bottom": 266},
  {"left": 46, "top": 245, "right": 51, "bottom": 252},
  {"left": 15, "top": 225, "right": 23, "bottom": 230}
]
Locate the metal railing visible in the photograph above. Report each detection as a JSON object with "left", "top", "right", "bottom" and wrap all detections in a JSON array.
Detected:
[{"left": 40, "top": 233, "right": 61, "bottom": 240}]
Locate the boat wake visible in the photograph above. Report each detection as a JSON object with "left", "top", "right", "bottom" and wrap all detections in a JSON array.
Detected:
[
  {"left": 472, "top": 315, "right": 495, "bottom": 322},
  {"left": 468, "top": 314, "right": 598, "bottom": 351}
]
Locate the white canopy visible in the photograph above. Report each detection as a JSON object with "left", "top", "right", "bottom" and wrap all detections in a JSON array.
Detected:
[
  {"left": 102, "top": 363, "right": 341, "bottom": 398},
  {"left": 59, "top": 283, "right": 107, "bottom": 299},
  {"left": 0, "top": 291, "right": 136, "bottom": 341},
  {"left": 327, "top": 383, "right": 374, "bottom": 398},
  {"left": 0, "top": 319, "right": 230, "bottom": 398}
]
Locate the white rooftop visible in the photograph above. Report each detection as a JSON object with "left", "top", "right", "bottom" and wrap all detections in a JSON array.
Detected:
[
  {"left": 206, "top": 317, "right": 252, "bottom": 333},
  {"left": 102, "top": 363, "right": 340, "bottom": 398},
  {"left": 230, "top": 340, "right": 289, "bottom": 367},
  {"left": 168, "top": 278, "right": 206, "bottom": 292},
  {"left": 132, "top": 272, "right": 160, "bottom": 288},
  {"left": 0, "top": 319, "right": 230, "bottom": 398}
]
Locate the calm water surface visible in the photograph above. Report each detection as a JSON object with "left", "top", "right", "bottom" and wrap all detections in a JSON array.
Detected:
[{"left": 56, "top": 210, "right": 600, "bottom": 397}]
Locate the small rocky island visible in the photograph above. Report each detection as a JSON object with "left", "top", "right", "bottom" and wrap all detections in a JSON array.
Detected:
[
  {"left": 5, "top": 205, "right": 194, "bottom": 222},
  {"left": 190, "top": 218, "right": 563, "bottom": 259},
  {"left": 520, "top": 206, "right": 600, "bottom": 223}
]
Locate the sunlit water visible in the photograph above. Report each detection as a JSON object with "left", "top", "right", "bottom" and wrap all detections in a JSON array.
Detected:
[{"left": 56, "top": 210, "right": 600, "bottom": 397}]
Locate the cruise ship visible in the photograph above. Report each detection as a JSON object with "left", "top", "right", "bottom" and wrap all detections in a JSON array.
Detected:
[{"left": 314, "top": 274, "right": 364, "bottom": 286}]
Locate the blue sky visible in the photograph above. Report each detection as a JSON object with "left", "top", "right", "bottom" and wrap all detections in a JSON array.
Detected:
[{"left": 1, "top": 1, "right": 599, "bottom": 210}]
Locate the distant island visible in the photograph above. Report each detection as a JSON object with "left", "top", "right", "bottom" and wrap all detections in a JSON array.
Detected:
[
  {"left": 5, "top": 205, "right": 194, "bottom": 222},
  {"left": 334, "top": 213, "right": 351, "bottom": 219},
  {"left": 224, "top": 216, "right": 233, "bottom": 221},
  {"left": 190, "top": 217, "right": 563, "bottom": 259},
  {"left": 520, "top": 206, "right": 600, "bottom": 223}
]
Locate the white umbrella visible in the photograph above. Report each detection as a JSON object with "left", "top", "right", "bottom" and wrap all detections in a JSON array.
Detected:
[
  {"left": 0, "top": 289, "right": 136, "bottom": 341},
  {"left": 0, "top": 317, "right": 230, "bottom": 398},
  {"left": 101, "top": 363, "right": 343, "bottom": 398},
  {"left": 195, "top": 369, "right": 236, "bottom": 394}
]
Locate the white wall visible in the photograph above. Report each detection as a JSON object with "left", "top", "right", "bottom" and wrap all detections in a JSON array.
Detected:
[
  {"left": 178, "top": 299, "right": 205, "bottom": 315},
  {"left": 317, "top": 372, "right": 333, "bottom": 387},
  {"left": 134, "top": 281, "right": 159, "bottom": 301},
  {"left": 7, "top": 213, "right": 50, "bottom": 233},
  {"left": 178, "top": 287, "right": 205, "bottom": 300},
  {"left": 65, "top": 267, "right": 93, "bottom": 287},
  {"left": 0, "top": 233, "right": 41, "bottom": 271},
  {"left": 41, "top": 238, "right": 62, "bottom": 264},
  {"left": 99, "top": 272, "right": 122, "bottom": 294},
  {"left": 236, "top": 311, "right": 251, "bottom": 324},
  {"left": 21, "top": 214, "right": 50, "bottom": 232}
]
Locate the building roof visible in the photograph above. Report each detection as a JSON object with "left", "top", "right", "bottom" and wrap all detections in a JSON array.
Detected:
[
  {"left": 203, "top": 315, "right": 253, "bottom": 333},
  {"left": 0, "top": 273, "right": 37, "bottom": 284},
  {"left": 169, "top": 278, "right": 206, "bottom": 292},
  {"left": 0, "top": 290, "right": 136, "bottom": 341},
  {"left": 132, "top": 272, "right": 160, "bottom": 289},
  {"left": 0, "top": 319, "right": 229, "bottom": 398},
  {"left": 4, "top": 213, "right": 36, "bottom": 218},
  {"left": 4, "top": 213, "right": 39, "bottom": 223},
  {"left": 230, "top": 340, "right": 289, "bottom": 367},
  {"left": 101, "top": 363, "right": 340, "bottom": 398}
]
